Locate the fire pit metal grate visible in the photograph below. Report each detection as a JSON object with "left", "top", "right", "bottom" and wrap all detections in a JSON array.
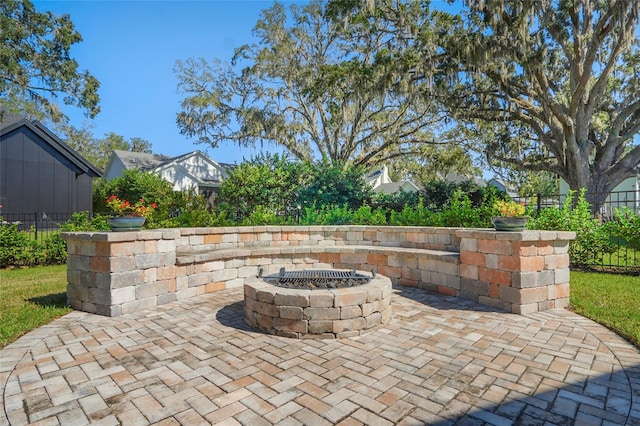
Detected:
[{"left": 260, "top": 267, "right": 373, "bottom": 289}]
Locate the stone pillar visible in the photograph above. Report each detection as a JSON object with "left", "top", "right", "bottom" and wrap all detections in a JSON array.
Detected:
[
  {"left": 63, "top": 229, "right": 179, "bottom": 317},
  {"left": 456, "top": 230, "right": 576, "bottom": 314}
]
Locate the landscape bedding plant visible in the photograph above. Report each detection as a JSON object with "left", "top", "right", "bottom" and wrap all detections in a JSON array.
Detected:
[
  {"left": 106, "top": 195, "right": 157, "bottom": 217},
  {"left": 493, "top": 200, "right": 526, "bottom": 217}
]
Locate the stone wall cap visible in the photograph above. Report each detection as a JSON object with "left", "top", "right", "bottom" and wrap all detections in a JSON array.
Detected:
[
  {"left": 61, "top": 231, "right": 142, "bottom": 242},
  {"left": 173, "top": 225, "right": 465, "bottom": 235},
  {"left": 455, "top": 229, "right": 576, "bottom": 241}
]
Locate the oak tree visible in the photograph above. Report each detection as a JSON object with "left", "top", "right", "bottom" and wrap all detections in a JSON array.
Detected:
[
  {"left": 0, "top": 0, "right": 100, "bottom": 121},
  {"left": 356, "top": 0, "right": 640, "bottom": 212},
  {"left": 175, "top": 0, "right": 455, "bottom": 171}
]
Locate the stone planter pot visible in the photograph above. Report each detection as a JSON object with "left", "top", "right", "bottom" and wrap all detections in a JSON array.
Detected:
[
  {"left": 107, "top": 216, "right": 146, "bottom": 232},
  {"left": 491, "top": 216, "right": 528, "bottom": 232}
]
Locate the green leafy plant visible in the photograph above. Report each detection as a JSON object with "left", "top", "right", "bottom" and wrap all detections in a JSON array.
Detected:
[
  {"left": 299, "top": 161, "right": 373, "bottom": 211},
  {"left": 493, "top": 200, "right": 526, "bottom": 217},
  {"left": 607, "top": 207, "right": 640, "bottom": 251},
  {"left": 93, "top": 170, "right": 174, "bottom": 224},
  {"left": 0, "top": 222, "right": 32, "bottom": 267},
  {"left": 240, "top": 206, "right": 291, "bottom": 226},
  {"left": 218, "top": 153, "right": 310, "bottom": 220},
  {"left": 389, "top": 199, "right": 440, "bottom": 226},
  {"left": 440, "top": 190, "right": 483, "bottom": 227},
  {"left": 106, "top": 195, "right": 157, "bottom": 217},
  {"left": 60, "top": 212, "right": 109, "bottom": 232},
  {"left": 300, "top": 204, "right": 354, "bottom": 225},
  {"left": 41, "top": 234, "right": 67, "bottom": 265},
  {"left": 351, "top": 205, "right": 387, "bottom": 225},
  {"left": 528, "top": 190, "right": 615, "bottom": 266}
]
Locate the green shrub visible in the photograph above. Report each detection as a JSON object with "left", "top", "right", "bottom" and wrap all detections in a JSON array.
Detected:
[
  {"left": 299, "top": 162, "right": 373, "bottom": 211},
  {"left": 300, "top": 204, "right": 354, "bottom": 225},
  {"left": 528, "top": 190, "right": 615, "bottom": 266},
  {"left": 440, "top": 190, "right": 485, "bottom": 227},
  {"left": 42, "top": 234, "right": 67, "bottom": 265},
  {"left": 219, "top": 153, "right": 310, "bottom": 220},
  {"left": 0, "top": 223, "right": 32, "bottom": 267},
  {"left": 389, "top": 199, "right": 440, "bottom": 226},
  {"left": 351, "top": 205, "right": 387, "bottom": 225},
  {"left": 372, "top": 190, "right": 421, "bottom": 212},
  {"left": 606, "top": 207, "right": 640, "bottom": 251},
  {"left": 240, "top": 206, "right": 292, "bottom": 226},
  {"left": 60, "top": 212, "right": 110, "bottom": 232},
  {"left": 93, "top": 169, "right": 176, "bottom": 226}
]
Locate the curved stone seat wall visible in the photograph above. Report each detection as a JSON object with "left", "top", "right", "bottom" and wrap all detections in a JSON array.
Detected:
[{"left": 62, "top": 226, "right": 575, "bottom": 317}]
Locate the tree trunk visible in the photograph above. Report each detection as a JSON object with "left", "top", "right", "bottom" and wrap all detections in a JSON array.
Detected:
[{"left": 567, "top": 171, "right": 617, "bottom": 217}]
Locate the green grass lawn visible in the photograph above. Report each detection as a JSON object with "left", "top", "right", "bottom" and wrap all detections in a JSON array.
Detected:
[
  {"left": 0, "top": 264, "right": 71, "bottom": 348},
  {"left": 0, "top": 265, "right": 638, "bottom": 349},
  {"left": 570, "top": 270, "right": 640, "bottom": 347}
]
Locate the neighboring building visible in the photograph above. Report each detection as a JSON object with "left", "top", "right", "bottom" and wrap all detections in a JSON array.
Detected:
[
  {"left": 366, "top": 165, "right": 393, "bottom": 189},
  {"left": 487, "top": 178, "right": 519, "bottom": 200},
  {"left": 103, "top": 150, "right": 232, "bottom": 205},
  {"left": 372, "top": 180, "right": 422, "bottom": 195},
  {"left": 103, "top": 150, "right": 172, "bottom": 181},
  {"left": 444, "top": 173, "right": 487, "bottom": 188},
  {"left": 0, "top": 110, "right": 101, "bottom": 217},
  {"left": 559, "top": 173, "right": 640, "bottom": 215},
  {"left": 365, "top": 165, "right": 422, "bottom": 195}
]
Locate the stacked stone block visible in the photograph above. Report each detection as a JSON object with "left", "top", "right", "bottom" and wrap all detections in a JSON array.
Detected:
[
  {"left": 243, "top": 273, "right": 392, "bottom": 339},
  {"left": 63, "top": 226, "right": 575, "bottom": 317},
  {"left": 456, "top": 229, "right": 575, "bottom": 314},
  {"left": 65, "top": 229, "right": 179, "bottom": 316}
]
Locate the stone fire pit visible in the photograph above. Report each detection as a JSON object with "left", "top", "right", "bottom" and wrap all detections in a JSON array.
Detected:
[{"left": 244, "top": 268, "right": 392, "bottom": 339}]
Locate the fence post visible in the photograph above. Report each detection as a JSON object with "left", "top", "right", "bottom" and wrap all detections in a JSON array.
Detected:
[
  {"left": 536, "top": 194, "right": 542, "bottom": 213},
  {"left": 34, "top": 212, "right": 38, "bottom": 241}
]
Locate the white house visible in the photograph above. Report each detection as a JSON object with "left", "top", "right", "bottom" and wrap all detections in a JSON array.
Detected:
[
  {"left": 103, "top": 150, "right": 232, "bottom": 204},
  {"left": 103, "top": 150, "right": 172, "bottom": 181},
  {"left": 559, "top": 172, "right": 640, "bottom": 215},
  {"left": 365, "top": 165, "right": 422, "bottom": 195}
]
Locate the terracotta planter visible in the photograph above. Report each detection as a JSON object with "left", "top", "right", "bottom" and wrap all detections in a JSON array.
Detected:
[
  {"left": 107, "top": 216, "right": 146, "bottom": 232},
  {"left": 491, "top": 216, "right": 528, "bottom": 232}
]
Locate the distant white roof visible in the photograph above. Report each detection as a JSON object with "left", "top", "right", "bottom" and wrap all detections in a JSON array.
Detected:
[
  {"left": 104, "top": 149, "right": 234, "bottom": 192},
  {"left": 373, "top": 181, "right": 421, "bottom": 195},
  {"left": 110, "top": 150, "right": 173, "bottom": 171},
  {"left": 366, "top": 165, "right": 421, "bottom": 195}
]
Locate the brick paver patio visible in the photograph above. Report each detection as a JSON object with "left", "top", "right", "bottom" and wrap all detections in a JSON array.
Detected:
[{"left": 2, "top": 287, "right": 639, "bottom": 425}]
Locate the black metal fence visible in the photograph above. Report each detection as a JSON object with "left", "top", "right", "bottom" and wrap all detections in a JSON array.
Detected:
[
  {"left": 0, "top": 212, "right": 77, "bottom": 242},
  {"left": 512, "top": 190, "right": 639, "bottom": 273},
  {"left": 512, "top": 190, "right": 640, "bottom": 217}
]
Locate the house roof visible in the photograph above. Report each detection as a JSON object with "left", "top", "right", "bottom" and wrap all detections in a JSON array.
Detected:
[
  {"left": 1, "top": 112, "right": 102, "bottom": 178},
  {"left": 444, "top": 173, "right": 487, "bottom": 187},
  {"left": 373, "top": 181, "right": 421, "bottom": 195},
  {"left": 111, "top": 149, "right": 235, "bottom": 174},
  {"left": 110, "top": 149, "right": 173, "bottom": 171}
]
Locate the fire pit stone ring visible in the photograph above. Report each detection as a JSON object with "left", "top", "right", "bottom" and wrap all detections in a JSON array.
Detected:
[{"left": 244, "top": 268, "right": 392, "bottom": 339}]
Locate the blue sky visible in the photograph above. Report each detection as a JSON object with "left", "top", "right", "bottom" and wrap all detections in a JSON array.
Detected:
[
  {"left": 32, "top": 0, "right": 297, "bottom": 164},
  {"left": 33, "top": 0, "right": 464, "bottom": 166}
]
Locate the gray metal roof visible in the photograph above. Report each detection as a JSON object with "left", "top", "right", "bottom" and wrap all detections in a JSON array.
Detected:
[
  {"left": 111, "top": 149, "right": 173, "bottom": 171},
  {"left": 373, "top": 181, "right": 421, "bottom": 195},
  {"left": 1, "top": 110, "right": 102, "bottom": 178},
  {"left": 113, "top": 149, "right": 235, "bottom": 173}
]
